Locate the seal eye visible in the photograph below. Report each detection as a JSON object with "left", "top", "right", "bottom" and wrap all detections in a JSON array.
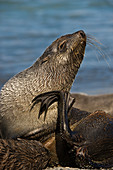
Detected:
[{"left": 58, "top": 40, "right": 67, "bottom": 52}]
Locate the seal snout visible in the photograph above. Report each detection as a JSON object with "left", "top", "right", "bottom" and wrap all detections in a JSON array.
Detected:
[
  {"left": 78, "top": 30, "right": 86, "bottom": 39},
  {"left": 78, "top": 30, "right": 86, "bottom": 47},
  {"left": 76, "top": 30, "right": 86, "bottom": 41}
]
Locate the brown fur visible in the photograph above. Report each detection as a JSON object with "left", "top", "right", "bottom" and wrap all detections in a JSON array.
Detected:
[{"left": 0, "top": 138, "right": 50, "bottom": 169}]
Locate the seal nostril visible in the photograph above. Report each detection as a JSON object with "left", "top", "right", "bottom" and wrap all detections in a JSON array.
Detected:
[{"left": 79, "top": 31, "right": 86, "bottom": 38}]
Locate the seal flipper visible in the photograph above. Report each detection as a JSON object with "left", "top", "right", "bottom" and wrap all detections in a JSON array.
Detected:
[
  {"left": 31, "top": 91, "right": 75, "bottom": 121},
  {"left": 54, "top": 92, "right": 87, "bottom": 167},
  {"left": 31, "top": 91, "right": 59, "bottom": 120}
]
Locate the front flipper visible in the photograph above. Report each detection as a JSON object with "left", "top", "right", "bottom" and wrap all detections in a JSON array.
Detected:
[
  {"left": 31, "top": 91, "right": 60, "bottom": 120},
  {"left": 31, "top": 91, "right": 75, "bottom": 121}
]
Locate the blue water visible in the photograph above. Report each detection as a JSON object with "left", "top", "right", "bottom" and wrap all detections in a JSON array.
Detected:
[{"left": 0, "top": 0, "right": 113, "bottom": 94}]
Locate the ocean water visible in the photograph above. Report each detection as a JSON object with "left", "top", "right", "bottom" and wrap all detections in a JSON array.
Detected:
[{"left": 0, "top": 0, "right": 113, "bottom": 94}]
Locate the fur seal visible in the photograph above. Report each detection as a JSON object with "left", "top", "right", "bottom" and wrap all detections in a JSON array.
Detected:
[
  {"left": 0, "top": 30, "right": 86, "bottom": 139},
  {"left": 33, "top": 91, "right": 113, "bottom": 168}
]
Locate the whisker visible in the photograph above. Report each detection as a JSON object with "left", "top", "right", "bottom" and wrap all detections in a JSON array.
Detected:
[
  {"left": 87, "top": 34, "right": 102, "bottom": 45},
  {"left": 87, "top": 37, "right": 111, "bottom": 61},
  {"left": 87, "top": 36, "right": 111, "bottom": 61},
  {"left": 86, "top": 36, "right": 111, "bottom": 68},
  {"left": 88, "top": 43, "right": 101, "bottom": 63},
  {"left": 88, "top": 42, "right": 110, "bottom": 68}
]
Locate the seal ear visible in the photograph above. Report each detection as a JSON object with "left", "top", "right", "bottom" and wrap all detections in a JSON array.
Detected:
[{"left": 41, "top": 56, "right": 48, "bottom": 65}]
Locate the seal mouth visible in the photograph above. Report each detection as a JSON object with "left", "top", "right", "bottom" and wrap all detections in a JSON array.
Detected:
[{"left": 81, "top": 40, "right": 86, "bottom": 46}]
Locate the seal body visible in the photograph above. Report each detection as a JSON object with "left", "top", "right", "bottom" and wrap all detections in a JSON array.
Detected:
[{"left": 0, "top": 30, "right": 86, "bottom": 139}]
